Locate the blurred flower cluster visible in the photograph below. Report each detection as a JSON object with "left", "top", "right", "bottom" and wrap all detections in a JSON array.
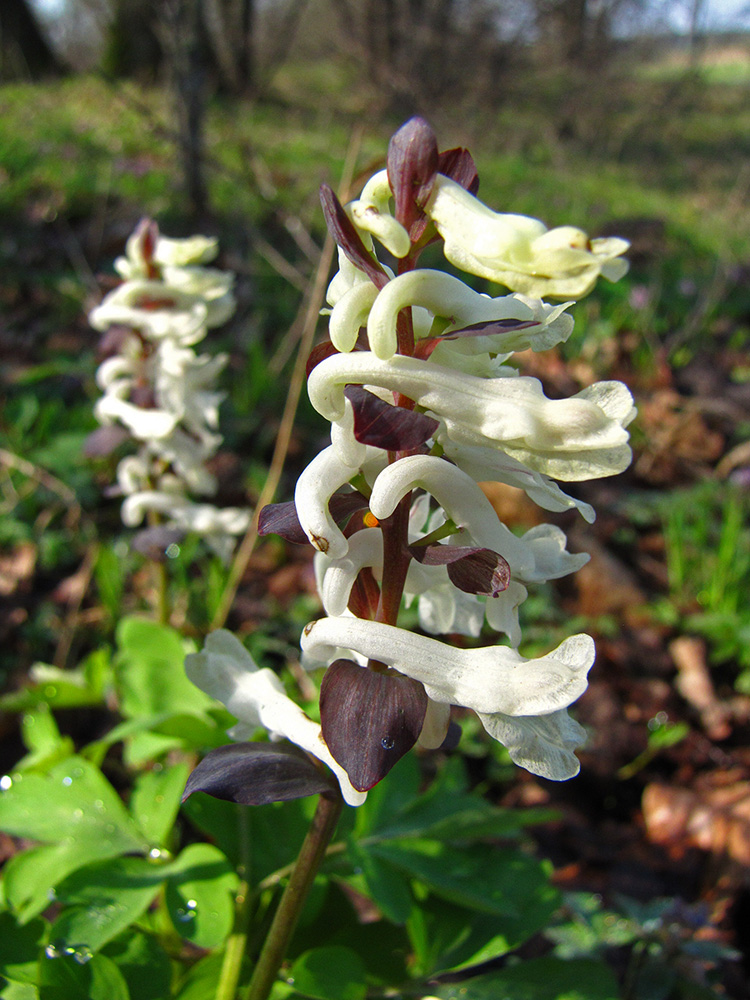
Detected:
[
  {"left": 185, "top": 119, "right": 634, "bottom": 808},
  {"left": 87, "top": 220, "right": 249, "bottom": 562}
]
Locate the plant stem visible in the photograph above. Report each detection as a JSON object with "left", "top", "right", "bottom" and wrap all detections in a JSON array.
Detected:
[
  {"left": 215, "top": 877, "right": 252, "bottom": 1000},
  {"left": 154, "top": 560, "right": 170, "bottom": 625},
  {"left": 215, "top": 807, "right": 253, "bottom": 1000},
  {"left": 245, "top": 791, "right": 343, "bottom": 1000}
]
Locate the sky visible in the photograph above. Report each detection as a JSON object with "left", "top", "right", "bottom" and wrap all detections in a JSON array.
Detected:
[{"left": 30, "top": 0, "right": 750, "bottom": 33}]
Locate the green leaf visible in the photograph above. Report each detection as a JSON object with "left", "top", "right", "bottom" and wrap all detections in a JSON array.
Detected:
[
  {"left": 101, "top": 931, "right": 172, "bottom": 1000},
  {"left": 432, "top": 958, "right": 619, "bottom": 1000},
  {"left": 353, "top": 754, "right": 421, "bottom": 839},
  {"left": 289, "top": 947, "right": 366, "bottom": 1000},
  {"left": 346, "top": 841, "right": 412, "bottom": 925},
  {"left": 38, "top": 950, "right": 130, "bottom": 1000},
  {"left": 178, "top": 794, "right": 244, "bottom": 868},
  {"left": 0, "top": 664, "right": 104, "bottom": 714},
  {"left": 407, "top": 893, "right": 555, "bottom": 977},
  {"left": 0, "top": 913, "right": 46, "bottom": 984},
  {"left": 164, "top": 843, "right": 238, "bottom": 949},
  {"left": 245, "top": 799, "right": 314, "bottom": 883},
  {"left": 14, "top": 707, "right": 74, "bottom": 774},
  {"left": 114, "top": 617, "right": 210, "bottom": 719},
  {"left": 152, "top": 712, "right": 232, "bottom": 748},
  {"left": 0, "top": 757, "right": 147, "bottom": 853},
  {"left": 370, "top": 840, "right": 558, "bottom": 918},
  {"left": 356, "top": 756, "right": 553, "bottom": 843},
  {"left": 288, "top": 882, "right": 409, "bottom": 985},
  {"left": 5, "top": 841, "right": 138, "bottom": 923},
  {"left": 94, "top": 545, "right": 124, "bottom": 621},
  {"left": 21, "top": 706, "right": 62, "bottom": 755},
  {"left": 50, "top": 856, "right": 165, "bottom": 954},
  {"left": 129, "top": 763, "right": 189, "bottom": 847},
  {"left": 172, "top": 952, "right": 225, "bottom": 1000},
  {"left": 0, "top": 983, "right": 39, "bottom": 1000}
]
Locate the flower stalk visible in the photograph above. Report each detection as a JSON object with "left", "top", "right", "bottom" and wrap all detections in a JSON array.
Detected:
[
  {"left": 245, "top": 790, "right": 343, "bottom": 1000},
  {"left": 182, "top": 116, "right": 636, "bottom": 998}
]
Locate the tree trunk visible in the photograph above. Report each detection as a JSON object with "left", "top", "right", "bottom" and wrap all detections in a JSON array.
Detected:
[{"left": 0, "top": 0, "right": 63, "bottom": 80}]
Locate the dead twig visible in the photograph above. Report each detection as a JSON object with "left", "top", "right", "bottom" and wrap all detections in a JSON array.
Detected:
[{"left": 210, "top": 127, "right": 363, "bottom": 631}]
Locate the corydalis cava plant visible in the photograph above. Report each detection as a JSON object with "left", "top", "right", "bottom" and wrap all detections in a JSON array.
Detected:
[
  {"left": 184, "top": 118, "right": 634, "bottom": 810},
  {"left": 87, "top": 220, "right": 250, "bottom": 562}
]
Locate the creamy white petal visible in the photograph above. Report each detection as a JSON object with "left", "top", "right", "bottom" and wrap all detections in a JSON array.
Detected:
[
  {"left": 349, "top": 169, "right": 411, "bottom": 259},
  {"left": 426, "top": 175, "right": 545, "bottom": 267},
  {"left": 116, "top": 453, "right": 151, "bottom": 494},
  {"left": 161, "top": 265, "right": 234, "bottom": 299},
  {"left": 443, "top": 439, "right": 595, "bottom": 523},
  {"left": 425, "top": 175, "right": 629, "bottom": 299},
  {"left": 369, "top": 454, "right": 535, "bottom": 575},
  {"left": 417, "top": 584, "right": 485, "bottom": 638},
  {"left": 121, "top": 489, "right": 187, "bottom": 527},
  {"left": 185, "top": 631, "right": 366, "bottom": 806},
  {"left": 319, "top": 528, "right": 382, "bottom": 616},
  {"left": 95, "top": 394, "right": 178, "bottom": 440},
  {"left": 172, "top": 503, "right": 250, "bottom": 536},
  {"left": 301, "top": 617, "right": 595, "bottom": 717},
  {"left": 329, "top": 281, "right": 379, "bottom": 353},
  {"left": 484, "top": 581, "right": 527, "bottom": 647},
  {"left": 294, "top": 447, "right": 361, "bottom": 558},
  {"left": 519, "top": 524, "right": 589, "bottom": 583},
  {"left": 330, "top": 398, "right": 368, "bottom": 469},
  {"left": 417, "top": 699, "right": 452, "bottom": 749},
  {"left": 95, "top": 355, "right": 137, "bottom": 390},
  {"left": 326, "top": 246, "right": 392, "bottom": 306},
  {"left": 416, "top": 584, "right": 459, "bottom": 636},
  {"left": 90, "top": 280, "right": 208, "bottom": 344},
  {"left": 350, "top": 201, "right": 411, "bottom": 259},
  {"left": 155, "top": 234, "right": 218, "bottom": 266},
  {"left": 366, "top": 270, "right": 533, "bottom": 360},
  {"left": 476, "top": 708, "right": 587, "bottom": 780},
  {"left": 307, "top": 352, "right": 633, "bottom": 481}
]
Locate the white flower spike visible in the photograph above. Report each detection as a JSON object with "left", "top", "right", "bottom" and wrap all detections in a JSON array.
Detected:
[{"left": 186, "top": 117, "right": 634, "bottom": 801}]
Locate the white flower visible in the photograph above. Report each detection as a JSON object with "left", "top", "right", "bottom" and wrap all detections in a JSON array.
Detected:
[
  {"left": 441, "top": 439, "right": 595, "bottom": 523},
  {"left": 294, "top": 444, "right": 386, "bottom": 559},
  {"left": 368, "top": 454, "right": 535, "bottom": 576},
  {"left": 424, "top": 174, "right": 629, "bottom": 298},
  {"left": 364, "top": 269, "right": 535, "bottom": 360},
  {"left": 308, "top": 351, "right": 635, "bottom": 480},
  {"left": 348, "top": 169, "right": 411, "bottom": 258},
  {"left": 301, "top": 616, "right": 594, "bottom": 780},
  {"left": 89, "top": 280, "right": 209, "bottom": 345},
  {"left": 185, "top": 631, "right": 365, "bottom": 806}
]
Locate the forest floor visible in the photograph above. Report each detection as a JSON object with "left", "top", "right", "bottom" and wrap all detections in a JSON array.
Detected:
[{"left": 1, "top": 65, "right": 750, "bottom": 997}]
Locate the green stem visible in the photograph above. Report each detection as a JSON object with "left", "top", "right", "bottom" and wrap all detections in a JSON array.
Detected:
[
  {"left": 154, "top": 560, "right": 170, "bottom": 625},
  {"left": 215, "top": 807, "right": 253, "bottom": 1000},
  {"left": 245, "top": 791, "right": 343, "bottom": 1000}
]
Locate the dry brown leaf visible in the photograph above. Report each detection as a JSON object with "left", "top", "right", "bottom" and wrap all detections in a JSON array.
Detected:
[
  {"left": 635, "top": 389, "right": 724, "bottom": 484},
  {"left": 0, "top": 543, "right": 36, "bottom": 596},
  {"left": 670, "top": 635, "right": 732, "bottom": 740},
  {"left": 571, "top": 534, "right": 648, "bottom": 623},
  {"left": 643, "top": 775, "right": 750, "bottom": 866}
]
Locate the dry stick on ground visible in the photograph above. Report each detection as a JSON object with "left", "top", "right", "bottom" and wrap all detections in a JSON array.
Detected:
[{"left": 210, "top": 128, "right": 363, "bottom": 632}]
